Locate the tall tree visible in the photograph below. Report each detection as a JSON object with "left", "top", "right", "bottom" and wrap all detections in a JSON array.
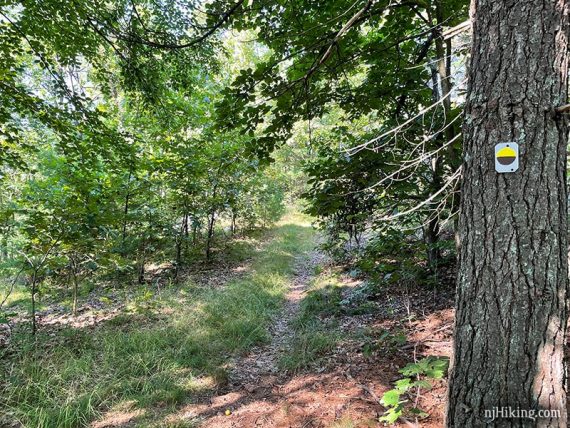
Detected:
[{"left": 447, "top": 1, "right": 569, "bottom": 426}]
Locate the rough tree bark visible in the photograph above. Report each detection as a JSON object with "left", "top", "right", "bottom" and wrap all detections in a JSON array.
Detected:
[{"left": 447, "top": 1, "right": 569, "bottom": 427}]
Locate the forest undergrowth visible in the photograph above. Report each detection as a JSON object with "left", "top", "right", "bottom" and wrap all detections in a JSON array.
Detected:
[{"left": 0, "top": 212, "right": 316, "bottom": 428}]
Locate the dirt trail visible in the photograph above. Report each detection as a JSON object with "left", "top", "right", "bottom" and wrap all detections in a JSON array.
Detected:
[
  {"left": 178, "top": 249, "right": 454, "bottom": 428},
  {"left": 225, "top": 249, "right": 325, "bottom": 391},
  {"left": 178, "top": 250, "right": 327, "bottom": 428}
]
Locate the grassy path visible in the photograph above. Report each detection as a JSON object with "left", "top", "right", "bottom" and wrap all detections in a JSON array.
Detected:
[
  {"left": 222, "top": 241, "right": 325, "bottom": 392},
  {"left": 0, "top": 213, "right": 316, "bottom": 428}
]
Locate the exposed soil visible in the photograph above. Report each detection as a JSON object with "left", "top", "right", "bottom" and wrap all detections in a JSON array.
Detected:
[
  {"left": 225, "top": 249, "right": 328, "bottom": 391},
  {"left": 174, "top": 256, "right": 456, "bottom": 428}
]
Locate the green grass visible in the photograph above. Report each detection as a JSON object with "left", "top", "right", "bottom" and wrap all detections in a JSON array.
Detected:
[
  {"left": 279, "top": 270, "right": 344, "bottom": 372},
  {"left": 0, "top": 282, "right": 32, "bottom": 311},
  {"left": 0, "top": 213, "right": 315, "bottom": 428}
]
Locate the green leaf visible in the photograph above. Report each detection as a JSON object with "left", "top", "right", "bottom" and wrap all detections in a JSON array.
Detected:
[
  {"left": 380, "top": 390, "right": 402, "bottom": 407},
  {"left": 379, "top": 406, "right": 403, "bottom": 424},
  {"left": 394, "top": 378, "right": 413, "bottom": 392},
  {"left": 413, "top": 379, "right": 432, "bottom": 389}
]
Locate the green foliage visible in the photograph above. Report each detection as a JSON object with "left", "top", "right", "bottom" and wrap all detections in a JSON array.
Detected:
[
  {"left": 1, "top": 216, "right": 315, "bottom": 427},
  {"left": 1, "top": 0, "right": 468, "bottom": 329},
  {"left": 379, "top": 356, "right": 449, "bottom": 424},
  {"left": 0, "top": 0, "right": 220, "bottom": 169},
  {"left": 210, "top": 0, "right": 468, "bottom": 276},
  {"left": 358, "top": 228, "right": 429, "bottom": 281},
  {"left": 399, "top": 356, "right": 449, "bottom": 379},
  {"left": 361, "top": 328, "right": 407, "bottom": 358},
  {"left": 0, "top": 1, "right": 473, "bottom": 425},
  {"left": 0, "top": 16, "right": 294, "bottom": 325}
]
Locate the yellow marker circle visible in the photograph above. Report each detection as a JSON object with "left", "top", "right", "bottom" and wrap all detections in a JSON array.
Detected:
[{"left": 497, "top": 146, "right": 516, "bottom": 165}]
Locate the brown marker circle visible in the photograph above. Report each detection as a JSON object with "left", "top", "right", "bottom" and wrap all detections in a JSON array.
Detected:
[{"left": 498, "top": 157, "right": 516, "bottom": 165}]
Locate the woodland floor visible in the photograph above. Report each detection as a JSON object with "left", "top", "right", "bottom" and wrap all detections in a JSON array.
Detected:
[
  {"left": 1, "top": 215, "right": 457, "bottom": 428},
  {"left": 178, "top": 257, "right": 455, "bottom": 428}
]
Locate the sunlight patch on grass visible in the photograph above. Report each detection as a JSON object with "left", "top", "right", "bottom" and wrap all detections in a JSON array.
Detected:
[
  {"left": 0, "top": 217, "right": 316, "bottom": 428},
  {"left": 279, "top": 269, "right": 344, "bottom": 372},
  {"left": 0, "top": 282, "right": 30, "bottom": 310}
]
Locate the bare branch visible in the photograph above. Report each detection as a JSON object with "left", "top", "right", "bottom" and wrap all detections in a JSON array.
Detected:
[
  {"left": 442, "top": 19, "right": 471, "bottom": 40},
  {"left": 348, "top": 78, "right": 467, "bottom": 155},
  {"left": 377, "top": 168, "right": 462, "bottom": 221}
]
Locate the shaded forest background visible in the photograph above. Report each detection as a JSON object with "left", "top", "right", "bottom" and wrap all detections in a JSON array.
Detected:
[{"left": 0, "top": 0, "right": 469, "bottom": 309}]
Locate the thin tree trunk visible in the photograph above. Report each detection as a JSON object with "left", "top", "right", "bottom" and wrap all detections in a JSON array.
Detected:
[
  {"left": 175, "top": 213, "right": 188, "bottom": 279},
  {"left": 424, "top": 214, "right": 440, "bottom": 272},
  {"left": 138, "top": 207, "right": 152, "bottom": 284},
  {"left": 122, "top": 170, "right": 132, "bottom": 247},
  {"left": 138, "top": 240, "right": 146, "bottom": 284},
  {"left": 71, "top": 257, "right": 79, "bottom": 317},
  {"left": 30, "top": 271, "right": 37, "bottom": 335},
  {"left": 426, "top": 143, "right": 443, "bottom": 272},
  {"left": 192, "top": 219, "right": 198, "bottom": 245},
  {"left": 1, "top": 234, "right": 7, "bottom": 260},
  {"left": 434, "top": 2, "right": 454, "bottom": 140},
  {"left": 231, "top": 210, "right": 237, "bottom": 235},
  {"left": 184, "top": 212, "right": 189, "bottom": 243},
  {"left": 174, "top": 239, "right": 181, "bottom": 279},
  {"left": 422, "top": 53, "right": 444, "bottom": 272},
  {"left": 422, "top": 4, "right": 458, "bottom": 270},
  {"left": 447, "top": 1, "right": 569, "bottom": 426},
  {"left": 138, "top": 252, "right": 145, "bottom": 284},
  {"left": 72, "top": 270, "right": 79, "bottom": 317},
  {"left": 206, "top": 210, "right": 216, "bottom": 260}
]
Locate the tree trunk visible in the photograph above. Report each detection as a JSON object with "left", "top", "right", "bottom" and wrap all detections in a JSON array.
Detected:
[
  {"left": 183, "top": 212, "right": 189, "bottom": 251},
  {"left": 206, "top": 210, "right": 216, "bottom": 260},
  {"left": 122, "top": 170, "right": 132, "bottom": 249},
  {"left": 1, "top": 234, "right": 7, "bottom": 260},
  {"left": 447, "top": 1, "right": 569, "bottom": 427},
  {"left": 192, "top": 219, "right": 198, "bottom": 245},
  {"left": 71, "top": 258, "right": 79, "bottom": 317},
  {"left": 174, "top": 213, "right": 188, "bottom": 280},
  {"left": 231, "top": 210, "right": 237, "bottom": 235},
  {"left": 424, "top": 214, "right": 440, "bottom": 272},
  {"left": 423, "top": 63, "right": 443, "bottom": 273},
  {"left": 137, "top": 241, "right": 146, "bottom": 284},
  {"left": 423, "top": 4, "right": 459, "bottom": 271},
  {"left": 137, "top": 255, "right": 145, "bottom": 284},
  {"left": 30, "top": 271, "right": 37, "bottom": 335}
]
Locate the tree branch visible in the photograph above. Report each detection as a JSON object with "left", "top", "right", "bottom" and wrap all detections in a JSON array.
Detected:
[{"left": 118, "top": 0, "right": 245, "bottom": 49}]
